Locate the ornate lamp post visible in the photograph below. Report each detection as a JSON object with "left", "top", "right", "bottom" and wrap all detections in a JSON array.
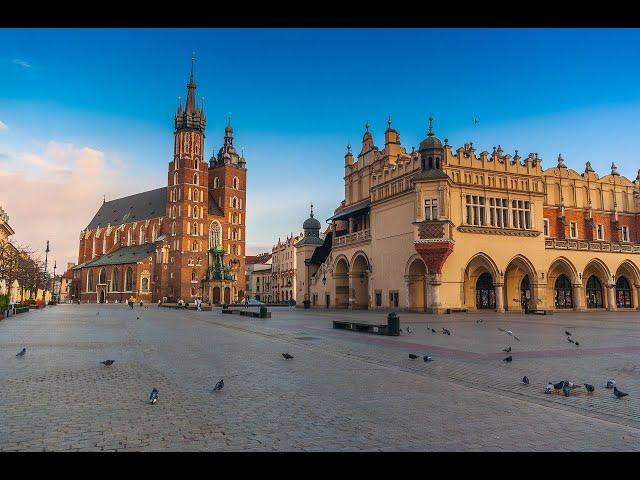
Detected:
[
  {"left": 52, "top": 260, "right": 57, "bottom": 304},
  {"left": 42, "top": 240, "right": 50, "bottom": 303}
]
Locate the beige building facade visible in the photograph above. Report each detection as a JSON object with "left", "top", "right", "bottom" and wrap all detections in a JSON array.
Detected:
[
  {"left": 271, "top": 233, "right": 303, "bottom": 302},
  {"left": 298, "top": 118, "right": 640, "bottom": 313},
  {"left": 245, "top": 253, "right": 272, "bottom": 302}
]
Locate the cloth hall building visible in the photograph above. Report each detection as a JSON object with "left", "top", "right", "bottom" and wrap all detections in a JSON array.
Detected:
[
  {"left": 297, "top": 119, "right": 640, "bottom": 313},
  {"left": 73, "top": 61, "right": 247, "bottom": 304}
]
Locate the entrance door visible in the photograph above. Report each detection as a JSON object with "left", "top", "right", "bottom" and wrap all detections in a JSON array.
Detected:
[
  {"left": 475, "top": 272, "right": 496, "bottom": 309},
  {"left": 520, "top": 275, "right": 531, "bottom": 311},
  {"left": 616, "top": 276, "right": 633, "bottom": 308},
  {"left": 99, "top": 289, "right": 105, "bottom": 304},
  {"left": 586, "top": 276, "right": 603, "bottom": 308},
  {"left": 212, "top": 287, "right": 220, "bottom": 304},
  {"left": 325, "top": 294, "right": 330, "bottom": 308},
  {"left": 224, "top": 287, "right": 231, "bottom": 304},
  {"left": 554, "top": 274, "right": 573, "bottom": 309}
]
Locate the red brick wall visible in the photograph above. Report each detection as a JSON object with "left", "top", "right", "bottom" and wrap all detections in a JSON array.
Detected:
[{"left": 543, "top": 207, "right": 640, "bottom": 243}]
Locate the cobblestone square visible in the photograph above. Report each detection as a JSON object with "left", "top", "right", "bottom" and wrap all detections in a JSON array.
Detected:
[{"left": 1, "top": 305, "right": 639, "bottom": 451}]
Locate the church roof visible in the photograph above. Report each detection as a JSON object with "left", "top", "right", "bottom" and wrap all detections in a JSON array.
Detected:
[
  {"left": 86, "top": 187, "right": 167, "bottom": 230},
  {"left": 86, "top": 186, "right": 225, "bottom": 231},
  {"left": 81, "top": 242, "right": 160, "bottom": 268},
  {"left": 307, "top": 231, "right": 333, "bottom": 266}
]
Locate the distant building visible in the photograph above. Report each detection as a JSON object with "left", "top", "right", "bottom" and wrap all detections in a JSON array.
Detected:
[
  {"left": 59, "top": 262, "right": 75, "bottom": 303},
  {"left": 245, "top": 253, "right": 272, "bottom": 302},
  {"left": 271, "top": 233, "right": 304, "bottom": 303}
]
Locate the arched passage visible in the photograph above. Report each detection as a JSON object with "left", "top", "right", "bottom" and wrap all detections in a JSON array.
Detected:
[
  {"left": 406, "top": 256, "right": 427, "bottom": 312},
  {"left": 351, "top": 253, "right": 370, "bottom": 309},
  {"left": 463, "top": 253, "right": 499, "bottom": 311},
  {"left": 583, "top": 259, "right": 611, "bottom": 309},
  {"left": 547, "top": 257, "right": 579, "bottom": 310},
  {"left": 615, "top": 260, "right": 640, "bottom": 309},
  {"left": 334, "top": 257, "right": 349, "bottom": 308},
  {"left": 503, "top": 255, "right": 537, "bottom": 312}
]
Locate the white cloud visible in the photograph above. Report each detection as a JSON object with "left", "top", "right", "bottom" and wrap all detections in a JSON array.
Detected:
[
  {"left": 0, "top": 141, "right": 138, "bottom": 269},
  {"left": 12, "top": 58, "right": 32, "bottom": 69},
  {"left": 0, "top": 120, "right": 8, "bottom": 131}
]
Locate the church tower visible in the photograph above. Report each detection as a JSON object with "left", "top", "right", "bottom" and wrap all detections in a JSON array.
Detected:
[
  {"left": 208, "top": 117, "right": 247, "bottom": 301},
  {"left": 166, "top": 55, "right": 209, "bottom": 301}
]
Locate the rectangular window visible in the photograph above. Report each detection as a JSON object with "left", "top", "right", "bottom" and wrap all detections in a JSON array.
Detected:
[
  {"left": 424, "top": 198, "right": 438, "bottom": 221},
  {"left": 543, "top": 219, "right": 549, "bottom": 237},
  {"left": 389, "top": 291, "right": 399, "bottom": 307},
  {"left": 597, "top": 224, "right": 604, "bottom": 241},
  {"left": 488, "top": 197, "right": 509, "bottom": 228},
  {"left": 375, "top": 291, "right": 382, "bottom": 307},
  {"left": 570, "top": 221, "right": 578, "bottom": 239},
  {"left": 622, "top": 225, "right": 629, "bottom": 242},
  {"left": 465, "top": 195, "right": 486, "bottom": 226},
  {"left": 511, "top": 199, "right": 531, "bottom": 230}
]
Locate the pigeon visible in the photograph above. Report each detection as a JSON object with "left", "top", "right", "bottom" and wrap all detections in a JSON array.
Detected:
[
  {"left": 544, "top": 383, "right": 554, "bottom": 394},
  {"left": 212, "top": 378, "right": 224, "bottom": 392},
  {"left": 282, "top": 353, "right": 294, "bottom": 360},
  {"left": 584, "top": 383, "right": 595, "bottom": 393},
  {"left": 136, "top": 317, "right": 139, "bottom": 320},
  {"left": 613, "top": 386, "right": 629, "bottom": 399},
  {"left": 431, "top": 328, "right": 436, "bottom": 333},
  {"left": 502, "top": 346, "right": 511, "bottom": 353},
  {"left": 567, "top": 337, "right": 575, "bottom": 344},
  {"left": 16, "top": 348, "right": 26, "bottom": 357},
  {"left": 498, "top": 327, "right": 520, "bottom": 342},
  {"left": 149, "top": 388, "right": 158, "bottom": 404},
  {"left": 574, "top": 341, "right": 580, "bottom": 346},
  {"left": 475, "top": 318, "right": 484, "bottom": 324},
  {"left": 100, "top": 360, "right": 115, "bottom": 366},
  {"left": 566, "top": 382, "right": 581, "bottom": 390},
  {"left": 522, "top": 376, "right": 529, "bottom": 385},
  {"left": 399, "top": 328, "right": 403, "bottom": 333},
  {"left": 503, "top": 355, "right": 513, "bottom": 362},
  {"left": 562, "top": 384, "right": 572, "bottom": 397},
  {"left": 423, "top": 355, "right": 433, "bottom": 362},
  {"left": 409, "top": 354, "right": 419, "bottom": 360},
  {"left": 406, "top": 327, "right": 412, "bottom": 334},
  {"left": 565, "top": 330, "right": 572, "bottom": 336},
  {"left": 553, "top": 380, "right": 567, "bottom": 390},
  {"left": 442, "top": 328, "right": 451, "bottom": 336},
  {"left": 606, "top": 379, "right": 616, "bottom": 389}
]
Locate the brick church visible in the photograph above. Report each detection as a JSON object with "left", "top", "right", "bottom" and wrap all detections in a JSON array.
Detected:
[{"left": 73, "top": 59, "right": 247, "bottom": 304}]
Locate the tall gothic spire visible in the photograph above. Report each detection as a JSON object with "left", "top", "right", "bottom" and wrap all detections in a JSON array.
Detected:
[
  {"left": 174, "top": 53, "right": 206, "bottom": 132},
  {"left": 185, "top": 52, "right": 197, "bottom": 114}
]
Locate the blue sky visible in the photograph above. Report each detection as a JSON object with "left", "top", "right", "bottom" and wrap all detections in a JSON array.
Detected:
[{"left": 1, "top": 28, "right": 640, "bottom": 267}]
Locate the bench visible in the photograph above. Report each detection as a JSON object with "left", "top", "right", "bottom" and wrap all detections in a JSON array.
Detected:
[
  {"left": 333, "top": 320, "right": 388, "bottom": 336},
  {"left": 446, "top": 308, "right": 468, "bottom": 314},
  {"left": 530, "top": 309, "right": 552, "bottom": 315},
  {"left": 222, "top": 308, "right": 271, "bottom": 318}
]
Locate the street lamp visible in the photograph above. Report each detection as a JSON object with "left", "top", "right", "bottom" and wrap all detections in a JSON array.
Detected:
[
  {"left": 52, "top": 260, "right": 57, "bottom": 304},
  {"left": 42, "top": 240, "right": 50, "bottom": 303}
]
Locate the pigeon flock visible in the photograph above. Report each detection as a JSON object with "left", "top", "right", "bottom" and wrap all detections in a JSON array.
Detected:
[{"left": 396, "top": 321, "right": 630, "bottom": 401}]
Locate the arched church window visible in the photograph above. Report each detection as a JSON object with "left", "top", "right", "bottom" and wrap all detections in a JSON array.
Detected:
[
  {"left": 87, "top": 270, "right": 94, "bottom": 292},
  {"left": 125, "top": 267, "right": 134, "bottom": 292},
  {"left": 174, "top": 172, "right": 178, "bottom": 186},
  {"left": 193, "top": 222, "right": 198, "bottom": 236},
  {"left": 193, "top": 173, "right": 199, "bottom": 185},
  {"left": 193, "top": 206, "right": 198, "bottom": 218},
  {"left": 233, "top": 177, "right": 239, "bottom": 189},
  {"left": 214, "top": 177, "right": 220, "bottom": 188},
  {"left": 209, "top": 221, "right": 222, "bottom": 249},
  {"left": 127, "top": 230, "right": 131, "bottom": 246},
  {"left": 195, "top": 159, "right": 199, "bottom": 170},
  {"left": 139, "top": 226, "right": 145, "bottom": 245},
  {"left": 171, "top": 222, "right": 176, "bottom": 236}
]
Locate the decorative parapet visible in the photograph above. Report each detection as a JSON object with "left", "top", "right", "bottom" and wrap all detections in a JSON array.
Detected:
[
  {"left": 545, "top": 238, "right": 640, "bottom": 254},
  {"left": 333, "top": 229, "right": 371, "bottom": 248}
]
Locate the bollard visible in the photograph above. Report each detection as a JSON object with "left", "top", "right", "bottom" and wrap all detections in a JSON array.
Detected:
[{"left": 260, "top": 305, "right": 268, "bottom": 318}]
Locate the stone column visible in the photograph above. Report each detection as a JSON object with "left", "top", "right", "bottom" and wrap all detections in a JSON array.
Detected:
[
  {"left": 348, "top": 217, "right": 354, "bottom": 234},
  {"left": 495, "top": 283, "right": 504, "bottom": 312},
  {"left": 572, "top": 283, "right": 585, "bottom": 311},
  {"left": 607, "top": 284, "right": 617, "bottom": 311},
  {"left": 429, "top": 273, "right": 442, "bottom": 314},
  {"left": 348, "top": 273, "right": 355, "bottom": 309},
  {"left": 403, "top": 277, "right": 411, "bottom": 311}
]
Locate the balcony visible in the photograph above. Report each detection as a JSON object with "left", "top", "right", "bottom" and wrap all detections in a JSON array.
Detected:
[
  {"left": 413, "top": 220, "right": 455, "bottom": 244},
  {"left": 333, "top": 229, "right": 371, "bottom": 248}
]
